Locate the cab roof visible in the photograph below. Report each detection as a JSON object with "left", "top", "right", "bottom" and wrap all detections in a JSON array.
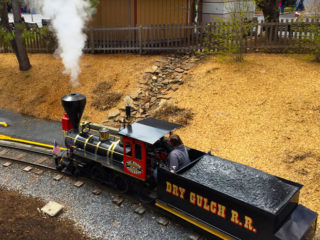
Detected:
[{"left": 118, "top": 118, "right": 182, "bottom": 144}]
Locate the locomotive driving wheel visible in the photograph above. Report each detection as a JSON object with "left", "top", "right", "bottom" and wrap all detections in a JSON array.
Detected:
[
  {"left": 90, "top": 164, "right": 108, "bottom": 183},
  {"left": 112, "top": 175, "right": 129, "bottom": 193}
]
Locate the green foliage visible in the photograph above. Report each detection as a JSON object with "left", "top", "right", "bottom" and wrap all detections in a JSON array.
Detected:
[
  {"left": 255, "top": 0, "right": 280, "bottom": 9},
  {"left": 87, "top": 0, "right": 99, "bottom": 15},
  {"left": 0, "top": 27, "right": 13, "bottom": 47},
  {"left": 294, "top": 18, "right": 320, "bottom": 62},
  {"left": 293, "top": 1, "right": 320, "bottom": 62},
  {"left": 203, "top": 0, "right": 255, "bottom": 62},
  {"left": 0, "top": 23, "right": 57, "bottom": 52},
  {"left": 89, "top": 0, "right": 100, "bottom": 8}
]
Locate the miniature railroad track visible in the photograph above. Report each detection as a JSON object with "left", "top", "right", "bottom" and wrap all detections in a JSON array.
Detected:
[
  {"left": 0, "top": 140, "right": 203, "bottom": 238},
  {"left": 0, "top": 140, "right": 56, "bottom": 171}
]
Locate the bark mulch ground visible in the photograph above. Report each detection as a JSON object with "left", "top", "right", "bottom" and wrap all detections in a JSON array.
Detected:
[{"left": 0, "top": 188, "right": 90, "bottom": 240}]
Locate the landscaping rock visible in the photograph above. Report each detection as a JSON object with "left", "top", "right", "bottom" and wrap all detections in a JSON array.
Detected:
[
  {"left": 132, "top": 54, "right": 200, "bottom": 120},
  {"left": 123, "top": 96, "right": 133, "bottom": 105},
  {"left": 129, "top": 89, "right": 140, "bottom": 100},
  {"left": 175, "top": 67, "right": 184, "bottom": 73},
  {"left": 152, "top": 65, "right": 158, "bottom": 72},
  {"left": 171, "top": 85, "right": 179, "bottom": 91},
  {"left": 108, "top": 109, "right": 120, "bottom": 119},
  {"left": 41, "top": 201, "right": 64, "bottom": 217}
]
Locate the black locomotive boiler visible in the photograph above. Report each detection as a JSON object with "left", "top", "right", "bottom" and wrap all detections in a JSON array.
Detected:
[{"left": 55, "top": 93, "right": 317, "bottom": 240}]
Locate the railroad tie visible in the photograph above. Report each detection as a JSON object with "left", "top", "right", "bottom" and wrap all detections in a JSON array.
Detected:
[
  {"left": 34, "top": 156, "right": 48, "bottom": 164},
  {"left": 92, "top": 188, "right": 102, "bottom": 195},
  {"left": 53, "top": 174, "right": 63, "bottom": 181},
  {"left": 23, "top": 166, "right": 33, "bottom": 172},
  {"left": 16, "top": 152, "right": 27, "bottom": 160},
  {"left": 2, "top": 162, "right": 12, "bottom": 167},
  {"left": 0, "top": 149, "right": 9, "bottom": 157},
  {"left": 74, "top": 181, "right": 85, "bottom": 188}
]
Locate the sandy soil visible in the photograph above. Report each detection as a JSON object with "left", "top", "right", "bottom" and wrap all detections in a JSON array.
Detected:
[{"left": 0, "top": 53, "right": 319, "bottom": 234}]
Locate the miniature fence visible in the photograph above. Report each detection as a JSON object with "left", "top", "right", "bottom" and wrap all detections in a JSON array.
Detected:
[
  {"left": 0, "top": 18, "right": 319, "bottom": 54},
  {"left": 0, "top": 30, "right": 55, "bottom": 53},
  {"left": 83, "top": 25, "right": 204, "bottom": 54}
]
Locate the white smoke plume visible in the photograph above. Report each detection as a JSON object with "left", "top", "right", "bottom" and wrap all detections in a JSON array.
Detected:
[{"left": 26, "top": 0, "right": 94, "bottom": 86}]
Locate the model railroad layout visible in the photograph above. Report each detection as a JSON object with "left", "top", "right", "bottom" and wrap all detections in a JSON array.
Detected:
[{"left": 0, "top": 93, "right": 318, "bottom": 240}]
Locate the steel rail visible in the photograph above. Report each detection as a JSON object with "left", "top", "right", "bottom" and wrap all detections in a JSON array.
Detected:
[
  {"left": 0, "top": 153, "right": 57, "bottom": 171},
  {"left": 0, "top": 141, "right": 57, "bottom": 171},
  {"left": 0, "top": 140, "right": 53, "bottom": 156}
]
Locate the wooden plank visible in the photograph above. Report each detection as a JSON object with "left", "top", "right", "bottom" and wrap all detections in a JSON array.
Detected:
[
  {"left": 90, "top": 28, "right": 94, "bottom": 54},
  {"left": 309, "top": 18, "right": 313, "bottom": 41},
  {"left": 156, "top": 24, "right": 160, "bottom": 49},
  {"left": 196, "top": 25, "right": 200, "bottom": 52},
  {"left": 140, "top": 26, "right": 143, "bottom": 52},
  {"left": 291, "top": 19, "right": 295, "bottom": 39},
  {"left": 187, "top": 25, "right": 191, "bottom": 52},
  {"left": 34, "top": 31, "right": 38, "bottom": 52},
  {"left": 174, "top": 24, "right": 177, "bottom": 50},
  {"left": 161, "top": 24, "right": 165, "bottom": 50},
  {"left": 103, "top": 29, "right": 106, "bottom": 53},
  {"left": 152, "top": 24, "right": 156, "bottom": 49},
  {"left": 32, "top": 31, "right": 36, "bottom": 52},
  {"left": 191, "top": 25, "right": 195, "bottom": 51},
  {"left": 37, "top": 32, "right": 41, "bottom": 52},
  {"left": 127, "top": 27, "right": 131, "bottom": 52},
  {"left": 298, "top": 20, "right": 302, "bottom": 42},
  {"left": 139, "top": 25, "right": 142, "bottom": 54},
  {"left": 178, "top": 24, "right": 182, "bottom": 52},
  {"left": 106, "top": 28, "right": 110, "bottom": 52},
  {"left": 285, "top": 19, "right": 289, "bottom": 45}
]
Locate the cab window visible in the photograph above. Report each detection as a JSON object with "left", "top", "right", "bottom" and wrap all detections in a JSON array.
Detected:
[{"left": 135, "top": 143, "right": 142, "bottom": 160}]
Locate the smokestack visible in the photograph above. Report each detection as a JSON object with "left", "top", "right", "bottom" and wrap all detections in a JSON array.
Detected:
[{"left": 61, "top": 93, "right": 86, "bottom": 132}]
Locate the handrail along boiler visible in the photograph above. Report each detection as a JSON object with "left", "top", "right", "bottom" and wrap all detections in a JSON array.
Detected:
[{"left": 56, "top": 93, "right": 318, "bottom": 240}]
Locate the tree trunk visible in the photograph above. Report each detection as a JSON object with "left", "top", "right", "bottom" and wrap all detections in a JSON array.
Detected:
[
  {"left": 257, "top": 0, "right": 280, "bottom": 41},
  {"left": 258, "top": 0, "right": 280, "bottom": 23},
  {"left": 1, "top": 2, "right": 11, "bottom": 52},
  {"left": 1, "top": 2, "right": 9, "bottom": 30},
  {"left": 11, "top": 0, "right": 31, "bottom": 71}
]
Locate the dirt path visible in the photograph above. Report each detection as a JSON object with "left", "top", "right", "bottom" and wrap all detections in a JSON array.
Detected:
[
  {"left": 0, "top": 188, "right": 90, "bottom": 240},
  {"left": 0, "top": 53, "right": 319, "bottom": 234}
]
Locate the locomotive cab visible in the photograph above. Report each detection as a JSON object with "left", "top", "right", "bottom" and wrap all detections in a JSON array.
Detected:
[
  {"left": 118, "top": 117, "right": 182, "bottom": 181},
  {"left": 122, "top": 136, "right": 147, "bottom": 180},
  {"left": 119, "top": 118, "right": 206, "bottom": 181}
]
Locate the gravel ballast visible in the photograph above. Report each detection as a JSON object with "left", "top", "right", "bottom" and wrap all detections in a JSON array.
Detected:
[{"left": 0, "top": 158, "right": 203, "bottom": 240}]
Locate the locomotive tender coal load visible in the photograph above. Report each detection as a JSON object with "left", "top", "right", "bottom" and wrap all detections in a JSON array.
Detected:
[{"left": 57, "top": 93, "right": 317, "bottom": 240}]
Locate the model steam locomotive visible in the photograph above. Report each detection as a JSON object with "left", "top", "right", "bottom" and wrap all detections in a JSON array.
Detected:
[{"left": 55, "top": 93, "right": 317, "bottom": 240}]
